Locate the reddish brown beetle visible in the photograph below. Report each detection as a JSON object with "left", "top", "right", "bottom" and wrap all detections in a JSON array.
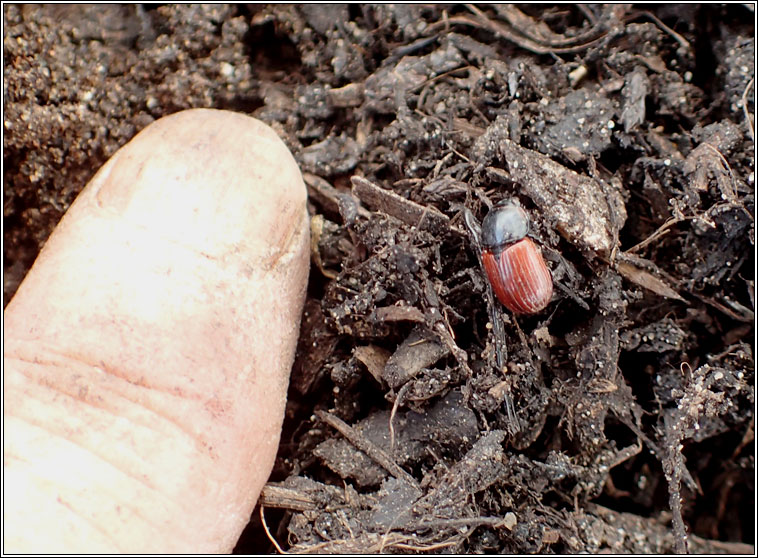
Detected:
[{"left": 478, "top": 201, "right": 553, "bottom": 314}]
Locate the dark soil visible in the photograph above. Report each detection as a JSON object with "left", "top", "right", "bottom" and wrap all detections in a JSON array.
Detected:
[{"left": 4, "top": 4, "right": 755, "bottom": 554}]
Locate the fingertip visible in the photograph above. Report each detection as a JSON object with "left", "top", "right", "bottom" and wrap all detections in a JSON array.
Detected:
[{"left": 4, "top": 109, "right": 309, "bottom": 552}]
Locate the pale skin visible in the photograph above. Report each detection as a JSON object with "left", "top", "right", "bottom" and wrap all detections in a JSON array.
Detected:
[{"left": 3, "top": 109, "right": 310, "bottom": 552}]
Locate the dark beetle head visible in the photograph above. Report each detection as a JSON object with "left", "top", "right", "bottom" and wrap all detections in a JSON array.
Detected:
[{"left": 481, "top": 200, "right": 529, "bottom": 251}]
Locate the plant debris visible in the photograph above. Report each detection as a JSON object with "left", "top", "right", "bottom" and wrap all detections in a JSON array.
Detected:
[{"left": 4, "top": 4, "right": 754, "bottom": 554}]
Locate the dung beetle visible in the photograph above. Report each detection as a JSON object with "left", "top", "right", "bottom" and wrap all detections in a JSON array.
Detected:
[{"left": 477, "top": 200, "right": 553, "bottom": 315}]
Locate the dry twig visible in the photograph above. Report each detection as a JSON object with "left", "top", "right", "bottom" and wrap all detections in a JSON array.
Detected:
[{"left": 316, "top": 409, "right": 420, "bottom": 490}]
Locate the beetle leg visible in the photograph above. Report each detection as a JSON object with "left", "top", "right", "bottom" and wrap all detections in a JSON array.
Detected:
[{"left": 462, "top": 207, "right": 482, "bottom": 247}]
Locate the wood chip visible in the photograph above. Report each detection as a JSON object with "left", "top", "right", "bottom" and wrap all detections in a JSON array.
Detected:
[
  {"left": 616, "top": 260, "right": 685, "bottom": 302},
  {"left": 259, "top": 484, "right": 317, "bottom": 511},
  {"left": 351, "top": 175, "right": 462, "bottom": 235},
  {"left": 485, "top": 137, "right": 626, "bottom": 256}
]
